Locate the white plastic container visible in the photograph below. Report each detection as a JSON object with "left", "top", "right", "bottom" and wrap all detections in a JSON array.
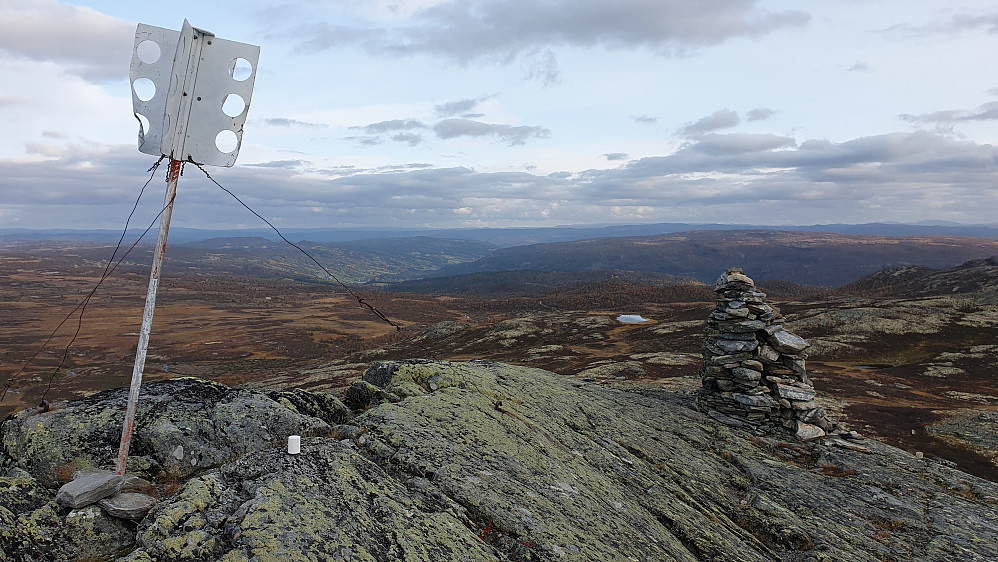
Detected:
[{"left": 287, "top": 435, "right": 301, "bottom": 455}]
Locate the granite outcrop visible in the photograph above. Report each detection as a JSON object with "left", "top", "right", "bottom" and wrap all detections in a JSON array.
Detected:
[{"left": 1, "top": 361, "right": 996, "bottom": 561}]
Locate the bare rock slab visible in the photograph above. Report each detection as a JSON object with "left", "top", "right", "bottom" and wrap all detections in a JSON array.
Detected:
[
  {"left": 5, "top": 360, "right": 998, "bottom": 561},
  {"left": 767, "top": 328, "right": 809, "bottom": 354},
  {"left": 795, "top": 422, "right": 826, "bottom": 441},
  {"left": 55, "top": 471, "right": 123, "bottom": 509},
  {"left": 98, "top": 492, "right": 157, "bottom": 520},
  {"left": 775, "top": 383, "right": 817, "bottom": 402}
]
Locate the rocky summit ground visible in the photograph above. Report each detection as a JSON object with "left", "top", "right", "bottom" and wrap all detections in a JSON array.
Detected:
[{"left": 2, "top": 360, "right": 998, "bottom": 561}]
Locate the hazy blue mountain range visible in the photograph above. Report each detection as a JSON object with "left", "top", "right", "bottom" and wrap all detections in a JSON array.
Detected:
[
  {"left": 411, "top": 230, "right": 998, "bottom": 288},
  {"left": 5, "top": 225, "right": 998, "bottom": 288},
  {"left": 3, "top": 221, "right": 998, "bottom": 248}
]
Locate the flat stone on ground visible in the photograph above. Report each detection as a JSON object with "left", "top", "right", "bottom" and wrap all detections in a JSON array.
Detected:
[
  {"left": 829, "top": 438, "right": 871, "bottom": 453},
  {"left": 98, "top": 492, "right": 157, "bottom": 520},
  {"left": 796, "top": 422, "right": 826, "bottom": 441},
  {"left": 55, "top": 471, "right": 123, "bottom": 509}
]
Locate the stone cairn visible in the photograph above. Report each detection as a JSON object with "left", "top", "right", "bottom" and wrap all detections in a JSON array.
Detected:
[{"left": 698, "top": 267, "right": 833, "bottom": 440}]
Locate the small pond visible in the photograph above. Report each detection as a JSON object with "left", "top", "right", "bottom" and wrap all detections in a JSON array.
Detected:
[{"left": 617, "top": 314, "right": 649, "bottom": 324}]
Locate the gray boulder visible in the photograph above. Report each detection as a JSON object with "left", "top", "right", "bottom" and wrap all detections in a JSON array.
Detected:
[
  {"left": 124, "top": 360, "right": 998, "bottom": 562},
  {"left": 3, "top": 361, "right": 998, "bottom": 561},
  {"left": 55, "top": 470, "right": 122, "bottom": 509},
  {"left": 767, "top": 328, "right": 810, "bottom": 354},
  {"left": 98, "top": 492, "right": 157, "bottom": 521},
  {"left": 268, "top": 387, "right": 352, "bottom": 426},
  {"left": 0, "top": 378, "right": 336, "bottom": 480},
  {"left": 0, "top": 500, "right": 135, "bottom": 562}
]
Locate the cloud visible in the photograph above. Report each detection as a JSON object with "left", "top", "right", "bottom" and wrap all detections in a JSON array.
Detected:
[
  {"left": 246, "top": 160, "right": 309, "bottom": 169},
  {"left": 0, "top": 96, "right": 27, "bottom": 107},
  {"left": 0, "top": 144, "right": 171, "bottom": 209},
  {"left": 523, "top": 49, "right": 560, "bottom": 85},
  {"left": 847, "top": 61, "right": 870, "bottom": 72},
  {"left": 689, "top": 133, "right": 796, "bottom": 155},
  {"left": 632, "top": 115, "right": 658, "bottom": 124},
  {"left": 391, "top": 133, "right": 425, "bottom": 146},
  {"left": 883, "top": 12, "right": 998, "bottom": 38},
  {"left": 900, "top": 100, "right": 998, "bottom": 129},
  {"left": 344, "top": 135, "right": 385, "bottom": 146},
  {"left": 603, "top": 152, "right": 629, "bottom": 161},
  {"left": 615, "top": 131, "right": 991, "bottom": 180},
  {"left": 352, "top": 119, "right": 429, "bottom": 134},
  {"left": 288, "top": 1, "right": 808, "bottom": 82},
  {"left": 433, "top": 118, "right": 551, "bottom": 146},
  {"left": 746, "top": 108, "right": 775, "bottom": 122},
  {"left": 261, "top": 118, "right": 327, "bottom": 128},
  {"left": 434, "top": 97, "right": 487, "bottom": 117},
  {"left": 291, "top": 23, "right": 388, "bottom": 55},
  {"left": 328, "top": 130, "right": 998, "bottom": 225},
  {"left": 948, "top": 13, "right": 998, "bottom": 33},
  {"left": 0, "top": 0, "right": 134, "bottom": 82},
  {"left": 3, "top": 130, "right": 997, "bottom": 229},
  {"left": 389, "top": 0, "right": 806, "bottom": 57},
  {"left": 345, "top": 120, "right": 429, "bottom": 146},
  {"left": 678, "top": 109, "right": 740, "bottom": 137}
]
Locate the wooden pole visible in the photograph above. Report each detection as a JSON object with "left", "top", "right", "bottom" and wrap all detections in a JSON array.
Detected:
[{"left": 115, "top": 158, "right": 180, "bottom": 475}]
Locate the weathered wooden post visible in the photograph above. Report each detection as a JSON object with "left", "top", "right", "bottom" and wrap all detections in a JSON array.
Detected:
[{"left": 116, "top": 20, "right": 259, "bottom": 474}]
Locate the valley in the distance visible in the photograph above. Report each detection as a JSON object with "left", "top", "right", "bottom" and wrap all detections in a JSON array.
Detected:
[{"left": 1, "top": 229, "right": 997, "bottom": 482}]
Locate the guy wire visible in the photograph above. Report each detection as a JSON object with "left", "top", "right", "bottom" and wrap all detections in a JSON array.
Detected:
[
  {"left": 1, "top": 157, "right": 167, "bottom": 403},
  {"left": 191, "top": 163, "right": 528, "bottom": 425},
  {"left": 189, "top": 161, "right": 411, "bottom": 337}
]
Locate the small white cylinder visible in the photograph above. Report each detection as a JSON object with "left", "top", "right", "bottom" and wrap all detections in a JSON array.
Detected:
[{"left": 287, "top": 435, "right": 301, "bottom": 455}]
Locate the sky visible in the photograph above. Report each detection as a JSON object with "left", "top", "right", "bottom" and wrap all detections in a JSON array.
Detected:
[{"left": 1, "top": 0, "right": 997, "bottom": 231}]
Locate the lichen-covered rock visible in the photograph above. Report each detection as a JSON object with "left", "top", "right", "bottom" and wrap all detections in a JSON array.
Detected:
[
  {"left": 124, "top": 360, "right": 998, "bottom": 561},
  {"left": 0, "top": 500, "right": 135, "bottom": 562},
  {"left": 267, "top": 387, "right": 352, "bottom": 426},
  {"left": 0, "top": 469, "right": 50, "bottom": 516},
  {"left": 98, "top": 492, "right": 157, "bottom": 520},
  {"left": 419, "top": 320, "right": 471, "bottom": 340},
  {"left": 343, "top": 379, "right": 400, "bottom": 411},
  {"left": 0, "top": 378, "right": 334, "bottom": 480},
  {"left": 54, "top": 470, "right": 122, "bottom": 508},
  {"left": 130, "top": 439, "right": 497, "bottom": 562},
  {"left": 575, "top": 360, "right": 646, "bottom": 379},
  {"left": 4, "top": 361, "right": 998, "bottom": 561}
]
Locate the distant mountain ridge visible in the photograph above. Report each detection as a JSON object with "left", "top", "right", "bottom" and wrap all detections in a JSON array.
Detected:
[
  {"left": 420, "top": 230, "right": 998, "bottom": 288},
  {"left": 840, "top": 256, "right": 998, "bottom": 297},
  {"left": 165, "top": 236, "right": 495, "bottom": 284},
  {"left": 9, "top": 227, "right": 998, "bottom": 289},
  {"left": 3, "top": 221, "right": 998, "bottom": 248},
  {"left": 381, "top": 269, "right": 696, "bottom": 295}
]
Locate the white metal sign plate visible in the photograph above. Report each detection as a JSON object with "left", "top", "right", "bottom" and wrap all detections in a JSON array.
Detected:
[{"left": 130, "top": 20, "right": 260, "bottom": 167}]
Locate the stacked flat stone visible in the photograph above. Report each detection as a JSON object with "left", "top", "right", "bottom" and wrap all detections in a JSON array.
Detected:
[{"left": 698, "top": 267, "right": 832, "bottom": 440}]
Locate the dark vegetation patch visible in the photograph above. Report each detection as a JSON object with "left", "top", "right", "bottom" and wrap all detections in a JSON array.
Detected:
[
  {"left": 839, "top": 255, "right": 998, "bottom": 297},
  {"left": 381, "top": 269, "right": 695, "bottom": 295}
]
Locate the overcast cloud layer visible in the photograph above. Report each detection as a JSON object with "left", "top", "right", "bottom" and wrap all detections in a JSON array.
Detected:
[{"left": 0, "top": 0, "right": 996, "bottom": 230}]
